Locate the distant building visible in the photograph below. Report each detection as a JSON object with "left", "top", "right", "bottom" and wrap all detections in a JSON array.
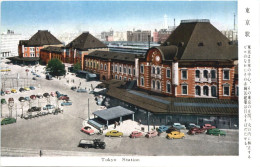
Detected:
[
  {"left": 113, "top": 31, "right": 127, "bottom": 41},
  {"left": 153, "top": 28, "right": 173, "bottom": 43},
  {"left": 127, "top": 30, "right": 151, "bottom": 42},
  {"left": 101, "top": 30, "right": 114, "bottom": 41},
  {"left": 221, "top": 30, "right": 238, "bottom": 42},
  {"left": 0, "top": 30, "right": 22, "bottom": 58}
]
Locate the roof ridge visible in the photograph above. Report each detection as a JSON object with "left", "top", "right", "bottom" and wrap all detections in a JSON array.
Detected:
[{"left": 181, "top": 22, "right": 198, "bottom": 58}]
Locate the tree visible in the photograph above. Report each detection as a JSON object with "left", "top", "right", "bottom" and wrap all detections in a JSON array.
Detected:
[
  {"left": 73, "top": 62, "right": 81, "bottom": 73},
  {"left": 46, "top": 58, "right": 66, "bottom": 76}
]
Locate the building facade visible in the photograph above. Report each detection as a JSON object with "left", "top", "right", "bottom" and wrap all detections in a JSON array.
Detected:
[
  {"left": 153, "top": 29, "right": 173, "bottom": 43},
  {"left": 1, "top": 30, "right": 22, "bottom": 58},
  {"left": 127, "top": 30, "right": 151, "bottom": 42}
]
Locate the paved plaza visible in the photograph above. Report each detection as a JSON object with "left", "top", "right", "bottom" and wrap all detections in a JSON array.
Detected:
[{"left": 1, "top": 60, "right": 239, "bottom": 156}]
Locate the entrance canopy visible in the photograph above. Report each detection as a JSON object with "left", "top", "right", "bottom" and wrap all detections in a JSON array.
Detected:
[{"left": 93, "top": 106, "right": 134, "bottom": 121}]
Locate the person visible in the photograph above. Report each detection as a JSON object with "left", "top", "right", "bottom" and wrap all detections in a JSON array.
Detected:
[
  {"left": 139, "top": 119, "right": 141, "bottom": 125},
  {"left": 118, "top": 121, "right": 120, "bottom": 126},
  {"left": 40, "top": 150, "right": 42, "bottom": 157},
  {"left": 114, "top": 122, "right": 116, "bottom": 129}
]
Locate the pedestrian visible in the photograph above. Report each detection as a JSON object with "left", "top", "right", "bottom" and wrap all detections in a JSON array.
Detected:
[
  {"left": 39, "top": 150, "right": 42, "bottom": 157},
  {"left": 118, "top": 121, "right": 120, "bottom": 126},
  {"left": 139, "top": 119, "right": 141, "bottom": 125},
  {"left": 114, "top": 122, "right": 116, "bottom": 129},
  {"left": 153, "top": 124, "right": 155, "bottom": 130}
]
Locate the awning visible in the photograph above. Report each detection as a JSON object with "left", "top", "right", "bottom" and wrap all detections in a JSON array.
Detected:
[{"left": 93, "top": 106, "right": 134, "bottom": 121}]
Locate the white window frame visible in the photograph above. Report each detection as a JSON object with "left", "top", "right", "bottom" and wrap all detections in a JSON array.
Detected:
[
  {"left": 211, "top": 85, "right": 217, "bottom": 97},
  {"left": 195, "top": 70, "right": 200, "bottom": 78},
  {"left": 152, "top": 80, "right": 155, "bottom": 89},
  {"left": 104, "top": 64, "right": 107, "bottom": 71},
  {"left": 195, "top": 85, "right": 201, "bottom": 96},
  {"left": 140, "top": 64, "right": 144, "bottom": 74},
  {"left": 203, "top": 85, "right": 209, "bottom": 96},
  {"left": 156, "top": 80, "right": 161, "bottom": 91},
  {"left": 24, "top": 47, "right": 27, "bottom": 51},
  {"left": 181, "top": 69, "right": 188, "bottom": 80},
  {"left": 181, "top": 85, "right": 188, "bottom": 95},
  {"left": 128, "top": 67, "right": 131, "bottom": 75},
  {"left": 223, "top": 69, "right": 230, "bottom": 80},
  {"left": 156, "top": 67, "right": 160, "bottom": 75},
  {"left": 166, "top": 81, "right": 171, "bottom": 93},
  {"left": 203, "top": 70, "right": 209, "bottom": 79},
  {"left": 100, "top": 63, "right": 103, "bottom": 70},
  {"left": 36, "top": 47, "right": 39, "bottom": 51},
  {"left": 223, "top": 84, "right": 230, "bottom": 96},
  {"left": 123, "top": 66, "right": 126, "bottom": 74},
  {"left": 166, "top": 68, "right": 171, "bottom": 78},
  {"left": 37, "top": 53, "right": 39, "bottom": 57},
  {"left": 141, "top": 77, "right": 144, "bottom": 86},
  {"left": 152, "top": 66, "right": 155, "bottom": 74},
  {"left": 119, "top": 66, "right": 122, "bottom": 73},
  {"left": 115, "top": 65, "right": 118, "bottom": 72},
  {"left": 115, "top": 75, "right": 118, "bottom": 79},
  {"left": 119, "top": 76, "right": 122, "bottom": 80},
  {"left": 211, "top": 70, "right": 216, "bottom": 79}
]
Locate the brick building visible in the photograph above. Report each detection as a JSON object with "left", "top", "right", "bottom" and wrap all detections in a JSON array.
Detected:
[
  {"left": 137, "top": 19, "right": 238, "bottom": 100},
  {"left": 18, "top": 30, "right": 63, "bottom": 58},
  {"left": 127, "top": 30, "right": 151, "bottom": 42},
  {"left": 153, "top": 29, "right": 173, "bottom": 43},
  {"left": 84, "top": 51, "right": 143, "bottom": 81}
]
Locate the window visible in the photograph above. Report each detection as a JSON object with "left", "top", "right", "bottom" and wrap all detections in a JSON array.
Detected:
[
  {"left": 157, "top": 67, "right": 160, "bottom": 75},
  {"left": 104, "top": 64, "right": 107, "bottom": 71},
  {"left": 115, "top": 65, "right": 118, "bottom": 72},
  {"left": 37, "top": 53, "right": 39, "bottom": 57},
  {"left": 133, "top": 69, "right": 135, "bottom": 76},
  {"left": 195, "top": 70, "right": 200, "bottom": 78},
  {"left": 211, "top": 70, "right": 216, "bottom": 79},
  {"left": 167, "top": 82, "right": 171, "bottom": 93},
  {"left": 152, "top": 67, "right": 155, "bottom": 74},
  {"left": 235, "top": 85, "right": 239, "bottom": 96},
  {"left": 36, "top": 47, "right": 39, "bottom": 51},
  {"left": 140, "top": 65, "right": 144, "bottom": 74},
  {"left": 203, "top": 86, "right": 209, "bottom": 96},
  {"left": 111, "top": 65, "right": 113, "bottom": 71},
  {"left": 87, "top": 62, "right": 89, "bottom": 67},
  {"left": 123, "top": 67, "right": 126, "bottom": 74},
  {"left": 30, "top": 47, "right": 34, "bottom": 52},
  {"left": 223, "top": 84, "right": 230, "bottom": 96},
  {"left": 30, "top": 53, "right": 35, "bottom": 57},
  {"left": 124, "top": 77, "right": 127, "bottom": 81},
  {"left": 119, "top": 66, "right": 122, "bottom": 73},
  {"left": 223, "top": 70, "right": 230, "bottom": 80},
  {"left": 211, "top": 86, "right": 217, "bottom": 97},
  {"left": 90, "top": 62, "right": 92, "bottom": 67},
  {"left": 166, "top": 69, "right": 171, "bottom": 78},
  {"left": 156, "top": 81, "right": 160, "bottom": 90},
  {"left": 152, "top": 80, "right": 155, "bottom": 89},
  {"left": 119, "top": 76, "right": 122, "bottom": 80},
  {"left": 24, "top": 47, "right": 27, "bottom": 51},
  {"left": 115, "top": 75, "right": 118, "bottom": 79},
  {"left": 100, "top": 63, "right": 103, "bottom": 70},
  {"left": 195, "top": 86, "right": 201, "bottom": 96},
  {"left": 182, "top": 85, "right": 188, "bottom": 95},
  {"left": 203, "top": 70, "right": 208, "bottom": 78},
  {"left": 181, "top": 70, "right": 187, "bottom": 80},
  {"left": 141, "top": 77, "right": 144, "bottom": 86},
  {"left": 93, "top": 62, "right": 95, "bottom": 68},
  {"left": 128, "top": 68, "right": 131, "bottom": 75},
  {"left": 96, "top": 63, "right": 99, "bottom": 69},
  {"left": 25, "top": 53, "right": 27, "bottom": 56}
]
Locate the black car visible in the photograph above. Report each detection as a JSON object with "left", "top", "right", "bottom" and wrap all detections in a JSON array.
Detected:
[
  {"left": 71, "top": 86, "right": 77, "bottom": 91},
  {"left": 30, "top": 106, "right": 41, "bottom": 111},
  {"left": 18, "top": 97, "right": 25, "bottom": 102},
  {"left": 78, "top": 139, "right": 105, "bottom": 149},
  {"left": 19, "top": 88, "right": 25, "bottom": 92},
  {"left": 166, "top": 126, "right": 180, "bottom": 133}
]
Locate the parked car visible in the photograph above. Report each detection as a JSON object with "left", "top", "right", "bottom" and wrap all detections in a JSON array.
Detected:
[
  {"left": 1, "top": 117, "right": 16, "bottom": 125},
  {"left": 206, "top": 128, "right": 226, "bottom": 136},
  {"left": 166, "top": 126, "right": 179, "bottom": 133},
  {"left": 8, "top": 98, "right": 14, "bottom": 102},
  {"left": 202, "top": 124, "right": 216, "bottom": 130},
  {"left": 18, "top": 97, "right": 25, "bottom": 102},
  {"left": 158, "top": 125, "right": 169, "bottom": 133},
  {"left": 19, "top": 88, "right": 25, "bottom": 92},
  {"left": 1, "top": 90, "right": 5, "bottom": 96},
  {"left": 105, "top": 130, "right": 123, "bottom": 137},
  {"left": 145, "top": 130, "right": 158, "bottom": 138},
  {"left": 173, "top": 123, "right": 186, "bottom": 130},
  {"left": 78, "top": 139, "right": 105, "bottom": 149},
  {"left": 77, "top": 88, "right": 87, "bottom": 93},
  {"left": 29, "top": 86, "right": 35, "bottom": 90},
  {"left": 36, "top": 74, "right": 40, "bottom": 77},
  {"left": 59, "top": 96, "right": 69, "bottom": 100},
  {"left": 61, "top": 100, "right": 72, "bottom": 106},
  {"left": 130, "top": 131, "right": 143, "bottom": 138},
  {"left": 30, "top": 106, "right": 41, "bottom": 111},
  {"left": 36, "top": 94, "right": 43, "bottom": 99},
  {"left": 1, "top": 98, "right": 7, "bottom": 104},
  {"left": 71, "top": 86, "right": 77, "bottom": 91},
  {"left": 46, "top": 74, "right": 52, "bottom": 80},
  {"left": 24, "top": 87, "right": 30, "bottom": 91},
  {"left": 24, "top": 97, "right": 30, "bottom": 101},
  {"left": 81, "top": 126, "right": 95, "bottom": 135},
  {"left": 186, "top": 123, "right": 200, "bottom": 130},
  {"left": 11, "top": 89, "right": 17, "bottom": 93},
  {"left": 43, "top": 104, "right": 55, "bottom": 110},
  {"left": 50, "top": 92, "right": 56, "bottom": 97},
  {"left": 43, "top": 93, "right": 50, "bottom": 98},
  {"left": 187, "top": 127, "right": 206, "bottom": 135},
  {"left": 5, "top": 89, "right": 11, "bottom": 94},
  {"left": 32, "top": 77, "right": 37, "bottom": 80},
  {"left": 30, "top": 95, "right": 36, "bottom": 100},
  {"left": 167, "top": 131, "right": 185, "bottom": 139},
  {"left": 53, "top": 108, "right": 63, "bottom": 115}
]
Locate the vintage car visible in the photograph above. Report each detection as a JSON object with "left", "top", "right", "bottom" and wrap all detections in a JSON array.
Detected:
[
  {"left": 77, "top": 88, "right": 87, "bottom": 93},
  {"left": 61, "top": 100, "right": 72, "bottom": 106},
  {"left": 30, "top": 106, "right": 41, "bottom": 111},
  {"left": 19, "top": 88, "right": 25, "bottom": 92},
  {"left": 43, "top": 93, "right": 50, "bottom": 98},
  {"left": 206, "top": 128, "right": 226, "bottom": 136},
  {"left": 36, "top": 74, "right": 41, "bottom": 77},
  {"left": 130, "top": 131, "right": 143, "bottom": 138},
  {"left": 167, "top": 131, "right": 185, "bottom": 139},
  {"left": 187, "top": 127, "right": 206, "bottom": 135},
  {"left": 173, "top": 123, "right": 186, "bottom": 130},
  {"left": 1, "top": 90, "right": 5, "bottom": 96},
  {"left": 5, "top": 89, "right": 11, "bottom": 94},
  {"left": 8, "top": 98, "right": 14, "bottom": 102},
  {"left": 78, "top": 139, "right": 105, "bottom": 149},
  {"left": 166, "top": 126, "right": 179, "bottom": 133},
  {"left": 1, "top": 98, "right": 7, "bottom": 104},
  {"left": 30, "top": 95, "right": 36, "bottom": 100},
  {"left": 24, "top": 87, "right": 30, "bottom": 91},
  {"left": 186, "top": 123, "right": 200, "bottom": 130},
  {"left": 58, "top": 96, "right": 69, "bottom": 101},
  {"left": 29, "top": 86, "right": 35, "bottom": 90},
  {"left": 32, "top": 77, "right": 37, "bottom": 80},
  {"left": 24, "top": 97, "right": 30, "bottom": 101},
  {"left": 105, "top": 130, "right": 123, "bottom": 137},
  {"left": 71, "top": 86, "right": 77, "bottom": 91},
  {"left": 43, "top": 104, "right": 55, "bottom": 110},
  {"left": 1, "top": 117, "right": 16, "bottom": 125},
  {"left": 158, "top": 125, "right": 169, "bottom": 133},
  {"left": 11, "top": 89, "right": 17, "bottom": 93},
  {"left": 36, "top": 94, "right": 43, "bottom": 99},
  {"left": 18, "top": 97, "right": 25, "bottom": 102},
  {"left": 81, "top": 126, "right": 95, "bottom": 135},
  {"left": 50, "top": 92, "right": 56, "bottom": 97},
  {"left": 145, "top": 130, "right": 158, "bottom": 138},
  {"left": 202, "top": 124, "right": 216, "bottom": 130}
]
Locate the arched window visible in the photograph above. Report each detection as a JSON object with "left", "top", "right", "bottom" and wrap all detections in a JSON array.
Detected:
[
  {"left": 167, "top": 82, "right": 171, "bottom": 93},
  {"left": 195, "top": 86, "right": 201, "bottom": 96},
  {"left": 211, "top": 70, "right": 216, "bottom": 79},
  {"left": 152, "top": 67, "right": 155, "bottom": 74},
  {"left": 157, "top": 67, "right": 160, "bottom": 75},
  {"left": 100, "top": 63, "right": 103, "bottom": 70},
  {"left": 141, "top": 77, "right": 144, "bottom": 86},
  {"left": 203, "top": 70, "right": 208, "bottom": 78},
  {"left": 152, "top": 80, "right": 155, "bottom": 89},
  {"left": 156, "top": 81, "right": 161, "bottom": 90},
  {"left": 211, "top": 86, "right": 217, "bottom": 97},
  {"left": 104, "top": 64, "right": 107, "bottom": 71},
  {"left": 196, "top": 70, "right": 200, "bottom": 78},
  {"left": 203, "top": 86, "right": 209, "bottom": 96},
  {"left": 115, "top": 65, "right": 118, "bottom": 72}
]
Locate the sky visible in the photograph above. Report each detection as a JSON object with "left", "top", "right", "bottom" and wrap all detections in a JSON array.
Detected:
[{"left": 0, "top": 1, "right": 237, "bottom": 36}]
